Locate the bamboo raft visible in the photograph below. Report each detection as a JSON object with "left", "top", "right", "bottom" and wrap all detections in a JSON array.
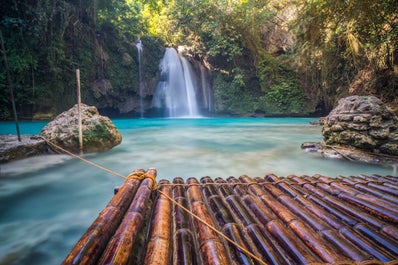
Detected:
[{"left": 63, "top": 169, "right": 398, "bottom": 265}]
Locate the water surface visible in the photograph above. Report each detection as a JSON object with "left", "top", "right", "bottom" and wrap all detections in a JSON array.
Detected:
[{"left": 0, "top": 118, "right": 395, "bottom": 264}]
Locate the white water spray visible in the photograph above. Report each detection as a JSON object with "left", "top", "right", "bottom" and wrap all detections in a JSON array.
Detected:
[{"left": 153, "top": 47, "right": 200, "bottom": 117}]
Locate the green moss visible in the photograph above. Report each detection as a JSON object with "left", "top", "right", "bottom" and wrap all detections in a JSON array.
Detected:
[{"left": 83, "top": 122, "right": 112, "bottom": 146}]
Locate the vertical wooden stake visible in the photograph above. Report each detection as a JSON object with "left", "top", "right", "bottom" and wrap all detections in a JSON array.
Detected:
[
  {"left": 0, "top": 29, "right": 21, "bottom": 141},
  {"left": 76, "top": 69, "right": 83, "bottom": 154}
]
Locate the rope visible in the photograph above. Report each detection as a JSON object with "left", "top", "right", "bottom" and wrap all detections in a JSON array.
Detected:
[
  {"left": 157, "top": 189, "right": 268, "bottom": 265},
  {"left": 127, "top": 170, "right": 157, "bottom": 190},
  {"left": 40, "top": 136, "right": 126, "bottom": 179},
  {"left": 158, "top": 182, "right": 258, "bottom": 188},
  {"left": 40, "top": 136, "right": 158, "bottom": 189}
]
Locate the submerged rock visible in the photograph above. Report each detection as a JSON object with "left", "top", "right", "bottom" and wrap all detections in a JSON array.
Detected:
[
  {"left": 302, "top": 95, "right": 398, "bottom": 165},
  {"left": 40, "top": 104, "right": 122, "bottom": 153}
]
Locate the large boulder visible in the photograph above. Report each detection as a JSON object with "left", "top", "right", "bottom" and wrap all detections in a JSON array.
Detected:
[
  {"left": 40, "top": 104, "right": 122, "bottom": 153},
  {"left": 322, "top": 95, "right": 398, "bottom": 155},
  {"left": 302, "top": 96, "right": 398, "bottom": 165}
]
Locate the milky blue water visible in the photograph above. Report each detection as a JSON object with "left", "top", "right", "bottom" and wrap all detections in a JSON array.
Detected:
[{"left": 0, "top": 118, "right": 395, "bottom": 264}]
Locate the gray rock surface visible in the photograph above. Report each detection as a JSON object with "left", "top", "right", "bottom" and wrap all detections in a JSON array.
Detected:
[
  {"left": 0, "top": 135, "right": 54, "bottom": 163},
  {"left": 40, "top": 104, "right": 122, "bottom": 153},
  {"left": 302, "top": 96, "right": 398, "bottom": 165},
  {"left": 322, "top": 95, "right": 398, "bottom": 155}
]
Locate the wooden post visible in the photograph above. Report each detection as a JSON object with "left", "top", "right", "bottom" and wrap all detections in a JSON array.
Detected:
[
  {"left": 76, "top": 69, "right": 83, "bottom": 154},
  {"left": 0, "top": 29, "right": 21, "bottom": 141}
]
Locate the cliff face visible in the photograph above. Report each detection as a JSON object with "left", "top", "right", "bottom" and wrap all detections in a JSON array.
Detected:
[{"left": 83, "top": 35, "right": 165, "bottom": 118}]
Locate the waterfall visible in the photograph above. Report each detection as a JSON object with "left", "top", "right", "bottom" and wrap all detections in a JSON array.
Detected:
[
  {"left": 199, "top": 64, "right": 213, "bottom": 113},
  {"left": 152, "top": 47, "right": 200, "bottom": 117},
  {"left": 136, "top": 40, "right": 144, "bottom": 117},
  {"left": 180, "top": 56, "right": 199, "bottom": 116}
]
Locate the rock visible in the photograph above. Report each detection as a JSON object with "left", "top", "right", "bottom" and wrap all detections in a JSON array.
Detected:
[
  {"left": 40, "top": 104, "right": 122, "bottom": 153},
  {"left": 302, "top": 95, "right": 398, "bottom": 166},
  {"left": 322, "top": 95, "right": 398, "bottom": 155},
  {"left": 300, "top": 142, "right": 322, "bottom": 152},
  {"left": 309, "top": 117, "right": 326, "bottom": 126},
  {"left": 0, "top": 135, "right": 55, "bottom": 163}
]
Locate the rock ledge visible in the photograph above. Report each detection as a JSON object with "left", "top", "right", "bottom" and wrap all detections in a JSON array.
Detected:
[{"left": 302, "top": 96, "right": 398, "bottom": 166}]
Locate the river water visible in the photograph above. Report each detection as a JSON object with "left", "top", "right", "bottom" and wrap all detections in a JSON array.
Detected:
[{"left": 0, "top": 118, "right": 395, "bottom": 264}]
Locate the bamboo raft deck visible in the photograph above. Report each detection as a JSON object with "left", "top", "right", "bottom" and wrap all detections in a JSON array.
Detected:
[{"left": 63, "top": 169, "right": 398, "bottom": 265}]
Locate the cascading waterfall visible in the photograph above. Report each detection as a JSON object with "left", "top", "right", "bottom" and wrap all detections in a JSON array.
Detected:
[
  {"left": 136, "top": 40, "right": 144, "bottom": 117},
  {"left": 152, "top": 47, "right": 201, "bottom": 117},
  {"left": 180, "top": 56, "right": 199, "bottom": 116},
  {"left": 200, "top": 64, "right": 213, "bottom": 113}
]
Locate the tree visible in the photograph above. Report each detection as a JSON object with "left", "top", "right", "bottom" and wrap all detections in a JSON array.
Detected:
[{"left": 293, "top": 0, "right": 397, "bottom": 109}]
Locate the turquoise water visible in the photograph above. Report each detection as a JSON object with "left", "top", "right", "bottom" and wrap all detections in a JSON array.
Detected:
[{"left": 0, "top": 118, "right": 396, "bottom": 264}]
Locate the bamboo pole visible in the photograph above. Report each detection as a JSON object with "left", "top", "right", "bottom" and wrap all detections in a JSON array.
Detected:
[
  {"left": 368, "top": 182, "right": 398, "bottom": 196},
  {"left": 294, "top": 194, "right": 344, "bottom": 230},
  {"left": 172, "top": 177, "right": 186, "bottom": 199},
  {"left": 260, "top": 191, "right": 344, "bottom": 263},
  {"left": 225, "top": 195, "right": 256, "bottom": 227},
  {"left": 246, "top": 223, "right": 293, "bottom": 265},
  {"left": 172, "top": 178, "right": 192, "bottom": 232},
  {"left": 262, "top": 180, "right": 371, "bottom": 262},
  {"left": 223, "top": 223, "right": 255, "bottom": 265},
  {"left": 238, "top": 183, "right": 300, "bottom": 265},
  {"left": 76, "top": 69, "right": 83, "bottom": 154},
  {"left": 382, "top": 225, "right": 398, "bottom": 242},
  {"left": 320, "top": 229, "right": 369, "bottom": 261},
  {"left": 353, "top": 183, "right": 398, "bottom": 203},
  {"left": 339, "top": 227, "right": 394, "bottom": 261},
  {"left": 186, "top": 178, "right": 230, "bottom": 265},
  {"left": 172, "top": 178, "right": 198, "bottom": 265},
  {"left": 266, "top": 220, "right": 321, "bottom": 264},
  {"left": 200, "top": 177, "right": 265, "bottom": 265},
  {"left": 98, "top": 170, "right": 155, "bottom": 265},
  {"left": 305, "top": 184, "right": 398, "bottom": 245},
  {"left": 0, "top": 29, "right": 21, "bottom": 141},
  {"left": 62, "top": 169, "right": 145, "bottom": 265},
  {"left": 144, "top": 180, "right": 171, "bottom": 265},
  {"left": 290, "top": 189, "right": 379, "bottom": 261},
  {"left": 355, "top": 223, "right": 398, "bottom": 256},
  {"left": 239, "top": 175, "right": 322, "bottom": 264},
  {"left": 208, "top": 195, "right": 234, "bottom": 227},
  {"left": 337, "top": 192, "right": 398, "bottom": 223},
  {"left": 173, "top": 229, "right": 196, "bottom": 265}
]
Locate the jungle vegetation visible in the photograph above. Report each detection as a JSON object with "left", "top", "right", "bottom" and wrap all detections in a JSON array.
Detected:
[{"left": 0, "top": 0, "right": 397, "bottom": 119}]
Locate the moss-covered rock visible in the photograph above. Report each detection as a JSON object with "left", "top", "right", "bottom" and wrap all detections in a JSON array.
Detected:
[{"left": 40, "top": 104, "right": 122, "bottom": 153}]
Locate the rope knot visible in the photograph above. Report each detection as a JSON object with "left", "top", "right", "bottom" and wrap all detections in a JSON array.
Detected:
[{"left": 127, "top": 168, "right": 157, "bottom": 190}]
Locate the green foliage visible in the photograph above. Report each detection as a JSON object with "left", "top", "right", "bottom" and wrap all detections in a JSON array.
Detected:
[
  {"left": 293, "top": 0, "right": 398, "bottom": 109},
  {"left": 213, "top": 72, "right": 257, "bottom": 115},
  {"left": 3, "top": 0, "right": 393, "bottom": 119},
  {"left": 258, "top": 83, "right": 311, "bottom": 115},
  {"left": 97, "top": 0, "right": 145, "bottom": 38}
]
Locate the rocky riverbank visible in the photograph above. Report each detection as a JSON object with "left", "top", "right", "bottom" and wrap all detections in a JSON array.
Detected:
[
  {"left": 302, "top": 96, "right": 398, "bottom": 167},
  {"left": 0, "top": 135, "right": 55, "bottom": 163}
]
